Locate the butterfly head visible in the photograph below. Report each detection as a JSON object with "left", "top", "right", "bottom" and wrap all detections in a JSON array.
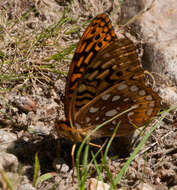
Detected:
[{"left": 55, "top": 120, "right": 85, "bottom": 142}]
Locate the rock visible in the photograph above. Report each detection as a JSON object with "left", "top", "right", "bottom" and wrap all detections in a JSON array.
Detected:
[
  {"left": 139, "top": 0, "right": 177, "bottom": 81},
  {"left": 53, "top": 157, "right": 69, "bottom": 173},
  {"left": 159, "top": 87, "right": 177, "bottom": 107},
  {"left": 120, "top": 0, "right": 177, "bottom": 88},
  {"left": 169, "top": 186, "right": 177, "bottom": 190},
  {"left": 18, "top": 183, "right": 36, "bottom": 190},
  {"left": 0, "top": 130, "right": 17, "bottom": 151},
  {"left": 0, "top": 172, "right": 20, "bottom": 190},
  {"left": 0, "top": 152, "right": 18, "bottom": 172},
  {"left": 28, "top": 122, "right": 50, "bottom": 135},
  {"left": 12, "top": 95, "right": 37, "bottom": 113},
  {"left": 137, "top": 183, "right": 168, "bottom": 190},
  {"left": 88, "top": 178, "right": 110, "bottom": 190}
]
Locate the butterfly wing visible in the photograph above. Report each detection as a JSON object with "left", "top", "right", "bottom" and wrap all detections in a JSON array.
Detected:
[
  {"left": 73, "top": 39, "right": 161, "bottom": 137},
  {"left": 65, "top": 13, "right": 118, "bottom": 122},
  {"left": 56, "top": 13, "right": 161, "bottom": 142}
]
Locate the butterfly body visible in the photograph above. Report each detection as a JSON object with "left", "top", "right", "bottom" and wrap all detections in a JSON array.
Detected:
[{"left": 56, "top": 13, "right": 161, "bottom": 142}]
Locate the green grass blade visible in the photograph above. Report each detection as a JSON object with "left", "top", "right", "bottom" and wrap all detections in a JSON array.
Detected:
[
  {"left": 91, "top": 151, "right": 104, "bottom": 182},
  {"left": 0, "top": 170, "right": 13, "bottom": 190},
  {"left": 33, "top": 152, "right": 40, "bottom": 187},
  {"left": 47, "top": 44, "right": 76, "bottom": 61},
  {"left": 79, "top": 142, "right": 90, "bottom": 189},
  {"left": 103, "top": 121, "right": 121, "bottom": 162},
  {"left": 35, "top": 172, "right": 56, "bottom": 187}
]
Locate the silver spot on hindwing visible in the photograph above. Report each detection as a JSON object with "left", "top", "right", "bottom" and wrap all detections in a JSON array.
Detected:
[
  {"left": 105, "top": 109, "right": 118, "bottom": 117},
  {"left": 139, "top": 90, "right": 146, "bottom": 96},
  {"left": 116, "top": 107, "right": 120, "bottom": 111},
  {"left": 117, "top": 83, "right": 128, "bottom": 90},
  {"left": 149, "top": 101, "right": 155, "bottom": 107},
  {"left": 145, "top": 95, "right": 153, "bottom": 101},
  {"left": 101, "top": 106, "right": 106, "bottom": 110},
  {"left": 95, "top": 116, "right": 100, "bottom": 121},
  {"left": 112, "top": 120, "right": 116, "bottom": 125},
  {"left": 112, "top": 95, "right": 120, "bottom": 102},
  {"left": 89, "top": 107, "right": 99, "bottom": 113},
  {"left": 123, "top": 98, "right": 130, "bottom": 102},
  {"left": 127, "top": 112, "right": 134, "bottom": 117},
  {"left": 101, "top": 93, "right": 111, "bottom": 101},
  {"left": 130, "top": 85, "right": 139, "bottom": 92},
  {"left": 146, "top": 108, "right": 153, "bottom": 116},
  {"left": 86, "top": 117, "right": 91, "bottom": 123}
]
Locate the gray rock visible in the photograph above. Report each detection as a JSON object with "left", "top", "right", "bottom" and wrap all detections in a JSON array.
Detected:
[
  {"left": 121, "top": 0, "right": 177, "bottom": 83},
  {"left": 1, "top": 172, "right": 20, "bottom": 190},
  {"left": 120, "top": 0, "right": 177, "bottom": 107},
  {"left": 0, "top": 152, "right": 18, "bottom": 172},
  {"left": 18, "top": 183, "right": 36, "bottom": 190},
  {"left": 0, "top": 130, "right": 17, "bottom": 151}
]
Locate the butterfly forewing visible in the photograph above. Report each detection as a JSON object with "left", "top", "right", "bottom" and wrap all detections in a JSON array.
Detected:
[{"left": 65, "top": 13, "right": 117, "bottom": 119}]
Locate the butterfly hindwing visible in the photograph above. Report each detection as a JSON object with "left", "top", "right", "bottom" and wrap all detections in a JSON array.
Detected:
[{"left": 73, "top": 39, "right": 161, "bottom": 136}]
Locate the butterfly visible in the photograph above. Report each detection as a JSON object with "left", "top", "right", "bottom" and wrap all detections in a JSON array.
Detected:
[{"left": 55, "top": 13, "right": 161, "bottom": 142}]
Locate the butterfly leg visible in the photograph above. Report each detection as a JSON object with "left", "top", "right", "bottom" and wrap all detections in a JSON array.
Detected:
[
  {"left": 88, "top": 142, "right": 105, "bottom": 159},
  {"left": 71, "top": 143, "right": 77, "bottom": 169},
  {"left": 71, "top": 141, "right": 107, "bottom": 168},
  {"left": 71, "top": 143, "right": 77, "bottom": 184}
]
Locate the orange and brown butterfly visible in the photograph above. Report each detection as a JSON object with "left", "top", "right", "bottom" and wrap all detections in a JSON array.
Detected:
[{"left": 55, "top": 13, "right": 161, "bottom": 142}]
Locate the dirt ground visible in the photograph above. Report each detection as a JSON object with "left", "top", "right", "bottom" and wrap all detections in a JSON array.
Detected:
[{"left": 0, "top": 1, "right": 177, "bottom": 190}]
